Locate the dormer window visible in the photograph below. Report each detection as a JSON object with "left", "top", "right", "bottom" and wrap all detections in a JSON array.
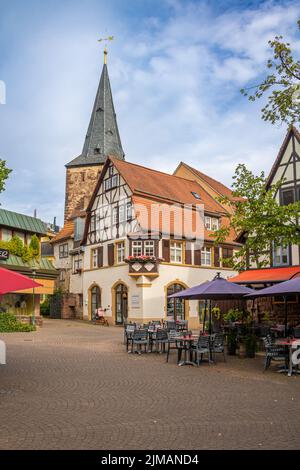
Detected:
[
  {"left": 94, "top": 145, "right": 101, "bottom": 155},
  {"left": 191, "top": 191, "right": 201, "bottom": 200}
]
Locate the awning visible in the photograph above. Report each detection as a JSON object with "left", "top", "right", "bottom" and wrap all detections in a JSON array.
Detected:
[{"left": 229, "top": 266, "right": 300, "bottom": 285}]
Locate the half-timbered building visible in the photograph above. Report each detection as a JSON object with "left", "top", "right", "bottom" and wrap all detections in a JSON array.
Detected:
[
  {"left": 230, "top": 126, "right": 300, "bottom": 326},
  {"left": 81, "top": 157, "right": 240, "bottom": 328}
]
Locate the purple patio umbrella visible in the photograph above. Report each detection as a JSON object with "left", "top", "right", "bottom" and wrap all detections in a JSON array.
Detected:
[
  {"left": 245, "top": 277, "right": 300, "bottom": 337},
  {"left": 168, "top": 273, "right": 255, "bottom": 333}
]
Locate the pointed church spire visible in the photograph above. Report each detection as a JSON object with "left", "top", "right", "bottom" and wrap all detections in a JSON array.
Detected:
[{"left": 66, "top": 54, "right": 125, "bottom": 168}]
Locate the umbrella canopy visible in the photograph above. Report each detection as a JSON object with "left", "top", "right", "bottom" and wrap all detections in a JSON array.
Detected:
[
  {"left": 245, "top": 277, "right": 300, "bottom": 337},
  {"left": 168, "top": 274, "right": 255, "bottom": 300},
  {"left": 0, "top": 267, "right": 42, "bottom": 295},
  {"left": 245, "top": 277, "right": 300, "bottom": 298}
]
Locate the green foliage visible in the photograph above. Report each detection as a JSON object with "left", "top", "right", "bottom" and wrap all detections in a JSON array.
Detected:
[
  {"left": 40, "top": 296, "right": 50, "bottom": 316},
  {"left": 244, "top": 334, "right": 257, "bottom": 358},
  {"left": 0, "top": 159, "right": 12, "bottom": 196},
  {"left": 212, "top": 164, "right": 300, "bottom": 270},
  {"left": 241, "top": 18, "right": 300, "bottom": 126},
  {"left": 227, "top": 329, "right": 238, "bottom": 355},
  {"left": 223, "top": 308, "right": 243, "bottom": 323},
  {"left": 0, "top": 312, "right": 36, "bottom": 332},
  {"left": 29, "top": 234, "right": 40, "bottom": 258},
  {"left": 0, "top": 235, "right": 41, "bottom": 263}
]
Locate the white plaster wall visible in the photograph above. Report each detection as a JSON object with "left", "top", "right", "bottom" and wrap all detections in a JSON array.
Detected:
[{"left": 82, "top": 262, "right": 237, "bottom": 322}]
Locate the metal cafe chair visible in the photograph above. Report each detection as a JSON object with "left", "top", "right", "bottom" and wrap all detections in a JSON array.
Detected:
[
  {"left": 166, "top": 330, "right": 184, "bottom": 363},
  {"left": 210, "top": 333, "right": 226, "bottom": 362},
  {"left": 262, "top": 336, "right": 289, "bottom": 371},
  {"left": 130, "top": 329, "right": 148, "bottom": 354},
  {"left": 154, "top": 329, "right": 169, "bottom": 353},
  {"left": 191, "top": 335, "right": 210, "bottom": 366},
  {"left": 124, "top": 323, "right": 136, "bottom": 349}
]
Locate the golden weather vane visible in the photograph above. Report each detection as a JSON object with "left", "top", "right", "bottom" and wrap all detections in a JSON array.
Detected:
[{"left": 98, "top": 36, "right": 114, "bottom": 64}]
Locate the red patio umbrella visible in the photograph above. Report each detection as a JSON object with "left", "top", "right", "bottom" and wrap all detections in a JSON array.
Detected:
[{"left": 0, "top": 267, "right": 42, "bottom": 294}]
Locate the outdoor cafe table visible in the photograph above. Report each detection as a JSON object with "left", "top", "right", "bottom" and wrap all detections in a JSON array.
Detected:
[
  {"left": 276, "top": 338, "right": 300, "bottom": 377},
  {"left": 176, "top": 335, "right": 198, "bottom": 366}
]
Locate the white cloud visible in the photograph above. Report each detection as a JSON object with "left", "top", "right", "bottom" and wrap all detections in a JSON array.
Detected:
[{"left": 0, "top": 0, "right": 299, "bottom": 225}]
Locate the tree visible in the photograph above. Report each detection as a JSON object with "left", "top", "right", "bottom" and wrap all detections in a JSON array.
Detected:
[
  {"left": 29, "top": 234, "right": 40, "bottom": 259},
  {"left": 241, "top": 19, "right": 300, "bottom": 126},
  {"left": 0, "top": 159, "right": 12, "bottom": 197},
  {"left": 212, "top": 164, "right": 300, "bottom": 270}
]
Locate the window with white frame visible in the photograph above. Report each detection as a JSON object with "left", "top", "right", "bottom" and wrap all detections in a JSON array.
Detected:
[
  {"left": 170, "top": 241, "right": 183, "bottom": 263},
  {"left": 116, "top": 241, "right": 125, "bottom": 264},
  {"left": 144, "top": 240, "right": 155, "bottom": 256},
  {"left": 201, "top": 246, "right": 211, "bottom": 266},
  {"left": 211, "top": 218, "right": 219, "bottom": 231},
  {"left": 205, "top": 216, "right": 219, "bottom": 231},
  {"left": 205, "top": 216, "right": 211, "bottom": 230},
  {"left": 74, "top": 257, "right": 82, "bottom": 272},
  {"left": 112, "top": 206, "right": 118, "bottom": 225},
  {"left": 91, "top": 248, "right": 98, "bottom": 269},
  {"left": 119, "top": 204, "right": 125, "bottom": 223},
  {"left": 126, "top": 202, "right": 132, "bottom": 220},
  {"left": 273, "top": 243, "right": 290, "bottom": 266},
  {"left": 105, "top": 174, "right": 118, "bottom": 191},
  {"left": 59, "top": 243, "right": 68, "bottom": 259},
  {"left": 132, "top": 241, "right": 143, "bottom": 257},
  {"left": 90, "top": 215, "right": 96, "bottom": 232},
  {"left": 59, "top": 270, "right": 66, "bottom": 282}
]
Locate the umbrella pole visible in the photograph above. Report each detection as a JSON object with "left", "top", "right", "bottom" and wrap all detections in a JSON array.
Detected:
[
  {"left": 203, "top": 300, "right": 207, "bottom": 333},
  {"left": 209, "top": 302, "right": 212, "bottom": 335},
  {"left": 284, "top": 295, "right": 288, "bottom": 337}
]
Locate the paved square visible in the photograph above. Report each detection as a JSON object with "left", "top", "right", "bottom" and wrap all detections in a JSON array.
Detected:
[{"left": 0, "top": 319, "right": 300, "bottom": 450}]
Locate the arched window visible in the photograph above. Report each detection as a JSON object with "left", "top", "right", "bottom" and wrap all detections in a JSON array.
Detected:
[
  {"left": 91, "top": 285, "right": 101, "bottom": 319},
  {"left": 166, "top": 283, "right": 186, "bottom": 321}
]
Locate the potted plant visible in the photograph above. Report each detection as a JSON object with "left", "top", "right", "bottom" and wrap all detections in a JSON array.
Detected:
[
  {"left": 227, "top": 329, "right": 238, "bottom": 355},
  {"left": 245, "top": 333, "right": 257, "bottom": 358}
]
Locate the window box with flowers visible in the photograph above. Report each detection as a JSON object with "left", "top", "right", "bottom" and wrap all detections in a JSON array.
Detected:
[{"left": 125, "top": 255, "right": 163, "bottom": 276}]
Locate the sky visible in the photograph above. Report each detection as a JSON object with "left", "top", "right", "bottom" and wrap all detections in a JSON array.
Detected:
[{"left": 0, "top": 0, "right": 299, "bottom": 226}]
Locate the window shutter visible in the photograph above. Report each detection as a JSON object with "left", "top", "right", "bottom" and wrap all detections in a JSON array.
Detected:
[
  {"left": 97, "top": 246, "right": 103, "bottom": 267},
  {"left": 185, "top": 242, "right": 192, "bottom": 265},
  {"left": 162, "top": 239, "right": 170, "bottom": 262},
  {"left": 107, "top": 243, "right": 114, "bottom": 266},
  {"left": 194, "top": 247, "right": 201, "bottom": 266},
  {"left": 214, "top": 247, "right": 220, "bottom": 267}
]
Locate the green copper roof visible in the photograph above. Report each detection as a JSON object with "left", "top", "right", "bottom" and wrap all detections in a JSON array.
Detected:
[
  {"left": 0, "top": 254, "right": 58, "bottom": 279},
  {"left": 0, "top": 208, "right": 47, "bottom": 235}
]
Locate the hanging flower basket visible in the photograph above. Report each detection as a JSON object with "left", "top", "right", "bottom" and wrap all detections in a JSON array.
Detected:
[{"left": 125, "top": 255, "right": 164, "bottom": 264}]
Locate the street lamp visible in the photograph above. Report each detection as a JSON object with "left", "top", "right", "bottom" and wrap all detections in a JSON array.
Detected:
[{"left": 32, "top": 269, "right": 36, "bottom": 326}]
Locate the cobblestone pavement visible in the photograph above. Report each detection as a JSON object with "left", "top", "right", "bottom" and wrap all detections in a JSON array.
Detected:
[{"left": 0, "top": 319, "right": 300, "bottom": 450}]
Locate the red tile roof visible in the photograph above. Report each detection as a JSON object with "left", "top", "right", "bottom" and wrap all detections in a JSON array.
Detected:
[
  {"left": 51, "top": 220, "right": 74, "bottom": 243},
  {"left": 230, "top": 266, "right": 300, "bottom": 284},
  {"left": 176, "top": 162, "right": 240, "bottom": 202},
  {"left": 111, "top": 157, "right": 225, "bottom": 214}
]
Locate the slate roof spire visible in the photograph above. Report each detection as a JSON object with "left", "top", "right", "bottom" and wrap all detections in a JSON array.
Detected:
[{"left": 66, "top": 56, "right": 125, "bottom": 168}]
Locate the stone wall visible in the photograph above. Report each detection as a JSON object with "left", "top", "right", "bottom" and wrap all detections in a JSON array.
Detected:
[
  {"left": 61, "top": 293, "right": 83, "bottom": 320},
  {"left": 64, "top": 165, "right": 103, "bottom": 222}
]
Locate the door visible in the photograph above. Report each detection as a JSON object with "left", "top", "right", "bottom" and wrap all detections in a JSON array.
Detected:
[
  {"left": 91, "top": 285, "right": 101, "bottom": 320},
  {"left": 166, "top": 283, "right": 186, "bottom": 321},
  {"left": 115, "top": 284, "right": 128, "bottom": 325}
]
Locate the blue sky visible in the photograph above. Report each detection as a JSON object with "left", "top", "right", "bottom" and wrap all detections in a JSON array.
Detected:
[{"left": 0, "top": 0, "right": 299, "bottom": 225}]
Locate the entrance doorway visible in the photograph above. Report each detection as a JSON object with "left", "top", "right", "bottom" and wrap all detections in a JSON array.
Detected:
[
  {"left": 115, "top": 283, "right": 128, "bottom": 325},
  {"left": 90, "top": 285, "right": 101, "bottom": 320}
]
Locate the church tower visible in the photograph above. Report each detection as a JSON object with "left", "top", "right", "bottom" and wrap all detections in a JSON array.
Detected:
[{"left": 64, "top": 51, "right": 125, "bottom": 222}]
